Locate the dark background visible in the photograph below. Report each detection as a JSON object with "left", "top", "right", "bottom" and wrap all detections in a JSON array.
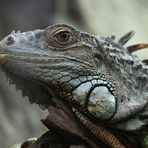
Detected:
[{"left": 0, "top": 0, "right": 148, "bottom": 147}]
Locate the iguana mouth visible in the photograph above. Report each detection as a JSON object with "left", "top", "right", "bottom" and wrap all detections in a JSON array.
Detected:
[
  {"left": 0, "top": 52, "right": 93, "bottom": 70},
  {"left": 0, "top": 44, "right": 49, "bottom": 58}
]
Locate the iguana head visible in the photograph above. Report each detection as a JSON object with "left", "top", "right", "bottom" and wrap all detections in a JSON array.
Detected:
[{"left": 0, "top": 24, "right": 148, "bottom": 133}]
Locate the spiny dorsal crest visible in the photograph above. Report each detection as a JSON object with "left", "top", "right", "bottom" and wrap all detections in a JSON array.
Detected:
[{"left": 96, "top": 31, "right": 148, "bottom": 92}]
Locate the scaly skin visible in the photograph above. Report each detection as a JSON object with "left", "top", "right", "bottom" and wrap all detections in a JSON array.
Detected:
[{"left": 0, "top": 24, "right": 148, "bottom": 147}]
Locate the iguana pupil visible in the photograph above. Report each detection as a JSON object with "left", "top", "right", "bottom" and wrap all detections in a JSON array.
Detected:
[{"left": 57, "top": 31, "right": 70, "bottom": 42}]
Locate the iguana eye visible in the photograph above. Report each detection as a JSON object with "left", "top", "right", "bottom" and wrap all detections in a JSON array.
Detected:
[
  {"left": 53, "top": 29, "right": 74, "bottom": 46},
  {"left": 44, "top": 27, "right": 77, "bottom": 48}
]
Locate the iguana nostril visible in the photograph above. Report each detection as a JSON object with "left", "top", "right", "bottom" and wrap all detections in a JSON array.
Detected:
[
  {"left": 6, "top": 35, "right": 14, "bottom": 45},
  {"left": 2, "top": 35, "right": 14, "bottom": 45}
]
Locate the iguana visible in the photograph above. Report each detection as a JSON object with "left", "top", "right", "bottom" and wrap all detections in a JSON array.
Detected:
[{"left": 0, "top": 24, "right": 148, "bottom": 148}]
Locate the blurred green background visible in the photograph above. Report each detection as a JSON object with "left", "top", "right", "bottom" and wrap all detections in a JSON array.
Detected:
[{"left": 0, "top": 0, "right": 148, "bottom": 147}]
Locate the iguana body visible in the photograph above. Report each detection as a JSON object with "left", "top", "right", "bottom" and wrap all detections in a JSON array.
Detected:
[{"left": 0, "top": 24, "right": 148, "bottom": 147}]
